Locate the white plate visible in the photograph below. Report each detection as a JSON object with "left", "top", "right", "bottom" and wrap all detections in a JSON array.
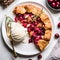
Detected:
[{"left": 2, "top": 2, "right": 54, "bottom": 56}]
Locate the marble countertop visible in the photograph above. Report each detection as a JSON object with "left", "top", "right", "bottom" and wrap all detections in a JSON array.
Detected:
[{"left": 0, "top": 0, "right": 60, "bottom": 60}]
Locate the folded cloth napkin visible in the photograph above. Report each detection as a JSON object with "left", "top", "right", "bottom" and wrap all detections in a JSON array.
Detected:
[{"left": 45, "top": 38, "right": 60, "bottom": 60}]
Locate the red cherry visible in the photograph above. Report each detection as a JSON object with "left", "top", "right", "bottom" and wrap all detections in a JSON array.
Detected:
[
  {"left": 34, "top": 27, "right": 39, "bottom": 32},
  {"left": 20, "top": 20, "right": 24, "bottom": 23},
  {"left": 48, "top": 0, "right": 54, "bottom": 3},
  {"left": 37, "top": 17, "right": 41, "bottom": 22},
  {"left": 37, "top": 36, "right": 40, "bottom": 39},
  {"left": 34, "top": 36, "right": 40, "bottom": 43},
  {"left": 54, "top": 0, "right": 58, "bottom": 2},
  {"left": 34, "top": 39, "right": 38, "bottom": 44},
  {"left": 23, "top": 23, "right": 27, "bottom": 27},
  {"left": 32, "top": 33, "right": 37, "bottom": 38},
  {"left": 31, "top": 25, "right": 34, "bottom": 28},
  {"left": 29, "top": 39, "right": 33, "bottom": 43},
  {"left": 19, "top": 14, "right": 24, "bottom": 20},
  {"left": 38, "top": 54, "right": 42, "bottom": 59},
  {"left": 56, "top": 4, "right": 60, "bottom": 8},
  {"left": 38, "top": 36, "right": 42, "bottom": 39},
  {"left": 15, "top": 17, "right": 19, "bottom": 22},
  {"left": 19, "top": 16, "right": 23, "bottom": 20},
  {"left": 34, "top": 22, "right": 38, "bottom": 26},
  {"left": 37, "top": 29, "right": 44, "bottom": 35},
  {"left": 37, "top": 30, "right": 42, "bottom": 35},
  {"left": 28, "top": 59, "right": 32, "bottom": 60},
  {"left": 56, "top": 2, "right": 60, "bottom": 5},
  {"left": 51, "top": 2, "right": 56, "bottom": 8},
  {"left": 28, "top": 27, "right": 31, "bottom": 32},
  {"left": 21, "top": 20, "right": 26, "bottom": 23},
  {"left": 37, "top": 30, "right": 41, "bottom": 34},
  {"left": 38, "top": 35, "right": 42, "bottom": 39},
  {"left": 54, "top": 33, "right": 59, "bottom": 39},
  {"left": 35, "top": 36, "right": 40, "bottom": 41},
  {"left": 29, "top": 24, "right": 34, "bottom": 30},
  {"left": 57, "top": 22, "right": 60, "bottom": 28}
]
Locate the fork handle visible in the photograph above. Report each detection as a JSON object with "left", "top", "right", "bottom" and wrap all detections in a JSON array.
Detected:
[{"left": 11, "top": 41, "right": 17, "bottom": 58}]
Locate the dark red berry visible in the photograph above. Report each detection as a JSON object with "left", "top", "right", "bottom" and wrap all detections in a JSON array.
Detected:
[
  {"left": 29, "top": 39, "right": 33, "bottom": 43},
  {"left": 56, "top": 4, "right": 60, "bottom": 8},
  {"left": 32, "top": 33, "right": 37, "bottom": 38},
  {"left": 48, "top": 0, "right": 54, "bottom": 3},
  {"left": 54, "top": 0, "right": 58, "bottom": 2},
  {"left": 28, "top": 59, "right": 32, "bottom": 60},
  {"left": 37, "top": 17, "right": 41, "bottom": 22},
  {"left": 28, "top": 27, "right": 31, "bottom": 32},
  {"left": 15, "top": 17, "right": 19, "bottom": 22},
  {"left": 34, "top": 27, "right": 39, "bottom": 32},
  {"left": 51, "top": 2, "right": 56, "bottom": 8},
  {"left": 19, "top": 16, "right": 23, "bottom": 20},
  {"left": 57, "top": 22, "right": 60, "bottom": 28},
  {"left": 34, "top": 22, "right": 38, "bottom": 26},
  {"left": 54, "top": 33, "right": 59, "bottom": 39},
  {"left": 38, "top": 54, "right": 42, "bottom": 60},
  {"left": 34, "top": 39, "right": 38, "bottom": 44},
  {"left": 56, "top": 1, "right": 60, "bottom": 5},
  {"left": 22, "top": 23, "right": 27, "bottom": 27},
  {"left": 36, "top": 36, "right": 40, "bottom": 40}
]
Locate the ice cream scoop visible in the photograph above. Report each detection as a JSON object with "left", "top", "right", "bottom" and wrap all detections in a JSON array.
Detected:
[{"left": 10, "top": 22, "right": 27, "bottom": 42}]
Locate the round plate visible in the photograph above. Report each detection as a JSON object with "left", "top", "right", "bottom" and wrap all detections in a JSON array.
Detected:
[{"left": 2, "top": 1, "right": 54, "bottom": 56}]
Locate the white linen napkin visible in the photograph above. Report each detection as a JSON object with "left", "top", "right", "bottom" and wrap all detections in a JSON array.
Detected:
[{"left": 45, "top": 37, "right": 60, "bottom": 60}]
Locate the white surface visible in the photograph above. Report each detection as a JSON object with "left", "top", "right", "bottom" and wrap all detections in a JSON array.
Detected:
[{"left": 0, "top": 0, "right": 60, "bottom": 60}]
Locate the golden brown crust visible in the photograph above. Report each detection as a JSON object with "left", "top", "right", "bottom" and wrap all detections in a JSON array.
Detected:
[
  {"left": 24, "top": 5, "right": 37, "bottom": 15},
  {"left": 43, "top": 30, "right": 52, "bottom": 40},
  {"left": 37, "top": 23, "right": 43, "bottom": 28},
  {"left": 44, "top": 19, "right": 52, "bottom": 29},
  {"left": 13, "top": 6, "right": 26, "bottom": 14},
  {"left": 13, "top": 4, "right": 42, "bottom": 16},
  {"left": 24, "top": 4, "right": 42, "bottom": 16},
  {"left": 40, "top": 12, "right": 52, "bottom": 29},
  {"left": 37, "top": 39, "right": 49, "bottom": 51},
  {"left": 40, "top": 12, "right": 49, "bottom": 21}
]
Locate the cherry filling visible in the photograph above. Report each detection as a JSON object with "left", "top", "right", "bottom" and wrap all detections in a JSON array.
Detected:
[{"left": 14, "top": 12, "right": 45, "bottom": 44}]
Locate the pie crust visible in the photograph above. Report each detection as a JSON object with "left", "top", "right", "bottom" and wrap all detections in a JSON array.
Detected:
[{"left": 13, "top": 4, "right": 52, "bottom": 51}]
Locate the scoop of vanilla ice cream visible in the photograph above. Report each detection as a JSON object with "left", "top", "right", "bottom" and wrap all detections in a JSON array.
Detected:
[{"left": 10, "top": 22, "right": 27, "bottom": 42}]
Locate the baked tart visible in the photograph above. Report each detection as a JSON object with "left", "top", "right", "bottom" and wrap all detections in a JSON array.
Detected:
[{"left": 13, "top": 4, "right": 52, "bottom": 51}]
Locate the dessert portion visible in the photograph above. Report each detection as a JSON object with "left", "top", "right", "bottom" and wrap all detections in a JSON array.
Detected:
[
  {"left": 10, "top": 22, "right": 27, "bottom": 42},
  {"left": 13, "top": 4, "right": 52, "bottom": 51}
]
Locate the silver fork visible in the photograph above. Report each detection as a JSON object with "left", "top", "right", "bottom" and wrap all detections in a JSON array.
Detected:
[{"left": 5, "top": 16, "right": 17, "bottom": 58}]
